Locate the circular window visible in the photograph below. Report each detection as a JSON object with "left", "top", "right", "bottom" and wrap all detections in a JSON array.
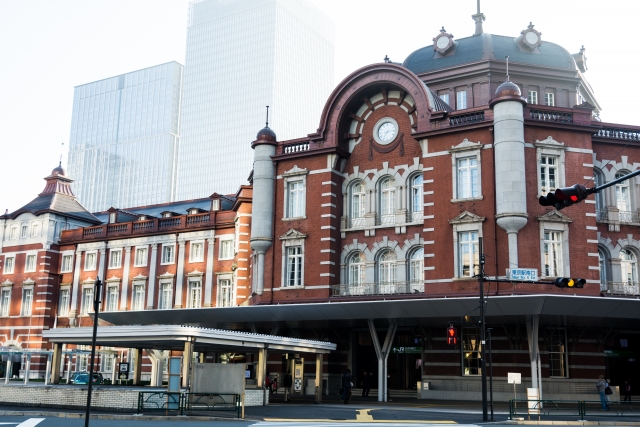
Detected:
[{"left": 373, "top": 117, "right": 399, "bottom": 145}]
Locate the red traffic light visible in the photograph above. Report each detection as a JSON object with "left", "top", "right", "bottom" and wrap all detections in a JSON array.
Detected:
[
  {"left": 447, "top": 325, "right": 457, "bottom": 345},
  {"left": 539, "top": 184, "right": 591, "bottom": 210}
]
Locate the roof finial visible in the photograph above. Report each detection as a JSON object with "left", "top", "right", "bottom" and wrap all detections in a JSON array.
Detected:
[
  {"left": 472, "top": 0, "right": 485, "bottom": 36},
  {"left": 384, "top": 55, "right": 391, "bottom": 63},
  {"left": 59, "top": 154, "right": 62, "bottom": 168},
  {"left": 265, "top": 105, "right": 269, "bottom": 128},
  {"left": 505, "top": 56, "right": 510, "bottom": 81}
]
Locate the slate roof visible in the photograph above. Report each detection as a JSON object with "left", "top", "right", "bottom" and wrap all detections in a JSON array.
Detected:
[
  {"left": 12, "top": 193, "right": 101, "bottom": 224},
  {"left": 403, "top": 33, "right": 576, "bottom": 75}
]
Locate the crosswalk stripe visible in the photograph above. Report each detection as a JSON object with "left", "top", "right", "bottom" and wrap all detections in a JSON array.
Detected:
[{"left": 17, "top": 419, "right": 45, "bottom": 427}]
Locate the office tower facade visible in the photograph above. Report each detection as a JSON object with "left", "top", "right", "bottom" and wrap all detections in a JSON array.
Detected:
[
  {"left": 176, "top": 0, "right": 334, "bottom": 198},
  {"left": 67, "top": 62, "right": 183, "bottom": 212}
]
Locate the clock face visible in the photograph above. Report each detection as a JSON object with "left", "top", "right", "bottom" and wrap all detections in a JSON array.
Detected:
[
  {"left": 436, "top": 36, "right": 449, "bottom": 50},
  {"left": 378, "top": 122, "right": 397, "bottom": 142},
  {"left": 525, "top": 31, "right": 538, "bottom": 45}
]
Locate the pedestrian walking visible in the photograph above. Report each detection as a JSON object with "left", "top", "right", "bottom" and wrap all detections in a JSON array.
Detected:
[
  {"left": 284, "top": 370, "right": 293, "bottom": 402},
  {"left": 272, "top": 377, "right": 278, "bottom": 394},
  {"left": 341, "top": 369, "right": 353, "bottom": 404},
  {"left": 596, "top": 375, "right": 608, "bottom": 411},
  {"left": 265, "top": 376, "right": 271, "bottom": 392},
  {"left": 363, "top": 371, "right": 372, "bottom": 397},
  {"left": 624, "top": 380, "right": 631, "bottom": 402},
  {"left": 605, "top": 378, "right": 612, "bottom": 405}
]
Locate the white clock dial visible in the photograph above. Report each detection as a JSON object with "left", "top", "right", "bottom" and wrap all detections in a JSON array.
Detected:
[
  {"left": 436, "top": 36, "right": 449, "bottom": 50},
  {"left": 378, "top": 122, "right": 397, "bottom": 142},
  {"left": 525, "top": 31, "right": 538, "bottom": 45}
]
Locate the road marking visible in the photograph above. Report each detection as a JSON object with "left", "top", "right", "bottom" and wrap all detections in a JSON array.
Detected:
[
  {"left": 262, "top": 419, "right": 456, "bottom": 424},
  {"left": 355, "top": 409, "right": 374, "bottom": 421},
  {"left": 17, "top": 420, "right": 45, "bottom": 427}
]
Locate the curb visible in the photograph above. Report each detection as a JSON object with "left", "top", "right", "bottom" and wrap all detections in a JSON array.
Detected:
[
  {"left": 501, "top": 421, "right": 640, "bottom": 426},
  {"left": 0, "top": 410, "right": 253, "bottom": 422}
]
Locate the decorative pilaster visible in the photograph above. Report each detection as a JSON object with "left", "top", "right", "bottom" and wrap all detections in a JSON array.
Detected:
[
  {"left": 69, "top": 250, "right": 83, "bottom": 316},
  {"left": 204, "top": 238, "right": 215, "bottom": 307},
  {"left": 174, "top": 241, "right": 186, "bottom": 308},
  {"left": 146, "top": 244, "right": 158, "bottom": 309},
  {"left": 120, "top": 247, "right": 131, "bottom": 310}
]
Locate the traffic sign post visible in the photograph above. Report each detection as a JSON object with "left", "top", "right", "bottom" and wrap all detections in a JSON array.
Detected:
[{"left": 508, "top": 372, "right": 521, "bottom": 411}]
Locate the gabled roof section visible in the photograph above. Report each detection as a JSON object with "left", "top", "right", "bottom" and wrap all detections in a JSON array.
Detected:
[{"left": 7, "top": 165, "right": 100, "bottom": 224}]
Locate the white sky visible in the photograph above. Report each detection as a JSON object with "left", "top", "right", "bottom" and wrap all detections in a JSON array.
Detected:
[{"left": 1, "top": 0, "right": 638, "bottom": 212}]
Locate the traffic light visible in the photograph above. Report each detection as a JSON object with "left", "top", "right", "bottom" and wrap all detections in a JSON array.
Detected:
[
  {"left": 539, "top": 184, "right": 591, "bottom": 210},
  {"left": 553, "top": 277, "right": 586, "bottom": 288},
  {"left": 447, "top": 325, "right": 457, "bottom": 345}
]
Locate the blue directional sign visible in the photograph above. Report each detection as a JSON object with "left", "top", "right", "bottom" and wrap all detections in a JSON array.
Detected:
[{"left": 509, "top": 268, "right": 538, "bottom": 281}]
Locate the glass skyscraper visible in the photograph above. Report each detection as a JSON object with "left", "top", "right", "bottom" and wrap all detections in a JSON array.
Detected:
[
  {"left": 176, "top": 0, "right": 335, "bottom": 198},
  {"left": 67, "top": 62, "right": 183, "bottom": 212}
]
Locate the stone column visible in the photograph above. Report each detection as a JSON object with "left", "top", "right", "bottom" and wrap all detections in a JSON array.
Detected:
[
  {"left": 204, "top": 238, "right": 215, "bottom": 307},
  {"left": 182, "top": 340, "right": 193, "bottom": 388},
  {"left": 315, "top": 353, "right": 323, "bottom": 403},
  {"left": 146, "top": 244, "right": 158, "bottom": 309},
  {"left": 132, "top": 348, "right": 142, "bottom": 385},
  {"left": 175, "top": 241, "right": 186, "bottom": 308},
  {"left": 51, "top": 343, "right": 62, "bottom": 384},
  {"left": 120, "top": 247, "right": 131, "bottom": 310},
  {"left": 69, "top": 250, "right": 83, "bottom": 316}
]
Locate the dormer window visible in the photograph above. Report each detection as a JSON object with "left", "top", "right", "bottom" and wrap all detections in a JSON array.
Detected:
[
  {"left": 139, "top": 215, "right": 146, "bottom": 221},
  {"left": 189, "top": 209, "right": 199, "bottom": 215},
  {"left": 109, "top": 213, "right": 117, "bottom": 223},
  {"left": 211, "top": 199, "right": 220, "bottom": 211},
  {"left": 162, "top": 212, "right": 172, "bottom": 218}
]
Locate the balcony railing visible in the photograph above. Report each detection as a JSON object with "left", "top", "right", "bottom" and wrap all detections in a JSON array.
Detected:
[
  {"left": 82, "top": 226, "right": 104, "bottom": 238},
  {"left": 529, "top": 109, "right": 573, "bottom": 123},
  {"left": 159, "top": 217, "right": 182, "bottom": 228},
  {"left": 186, "top": 213, "right": 210, "bottom": 226},
  {"left": 449, "top": 111, "right": 485, "bottom": 127},
  {"left": 377, "top": 214, "right": 395, "bottom": 226},
  {"left": 343, "top": 211, "right": 423, "bottom": 230},
  {"left": 596, "top": 209, "right": 637, "bottom": 223},
  {"left": 602, "top": 281, "right": 640, "bottom": 296},
  {"left": 107, "top": 223, "right": 129, "bottom": 234},
  {"left": 349, "top": 216, "right": 366, "bottom": 228},
  {"left": 331, "top": 281, "right": 424, "bottom": 297},
  {"left": 133, "top": 220, "right": 154, "bottom": 231},
  {"left": 409, "top": 210, "right": 423, "bottom": 222},
  {"left": 283, "top": 142, "right": 310, "bottom": 154},
  {"left": 595, "top": 127, "right": 640, "bottom": 141}
]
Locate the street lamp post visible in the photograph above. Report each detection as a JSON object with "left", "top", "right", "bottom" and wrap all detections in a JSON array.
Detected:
[
  {"left": 478, "top": 237, "right": 488, "bottom": 422},
  {"left": 84, "top": 277, "right": 102, "bottom": 427}
]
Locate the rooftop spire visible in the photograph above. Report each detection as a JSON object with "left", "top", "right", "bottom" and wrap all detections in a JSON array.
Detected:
[
  {"left": 472, "top": 0, "right": 485, "bottom": 36},
  {"left": 265, "top": 105, "right": 270, "bottom": 128},
  {"left": 505, "top": 55, "right": 510, "bottom": 81}
]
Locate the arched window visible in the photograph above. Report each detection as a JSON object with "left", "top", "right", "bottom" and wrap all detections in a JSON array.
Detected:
[
  {"left": 598, "top": 248, "right": 608, "bottom": 291},
  {"left": 378, "top": 250, "right": 397, "bottom": 293},
  {"left": 379, "top": 177, "right": 395, "bottom": 225},
  {"left": 348, "top": 252, "right": 366, "bottom": 286},
  {"left": 411, "top": 174, "right": 423, "bottom": 221},
  {"left": 409, "top": 247, "right": 424, "bottom": 292},
  {"left": 350, "top": 181, "right": 366, "bottom": 228},
  {"left": 615, "top": 171, "right": 631, "bottom": 222},
  {"left": 620, "top": 249, "right": 637, "bottom": 284}
]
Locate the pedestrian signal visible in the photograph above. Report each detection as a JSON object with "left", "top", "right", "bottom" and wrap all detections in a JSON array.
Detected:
[{"left": 447, "top": 325, "right": 457, "bottom": 345}]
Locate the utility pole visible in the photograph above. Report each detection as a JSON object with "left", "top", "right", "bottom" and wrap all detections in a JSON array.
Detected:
[
  {"left": 479, "top": 237, "right": 488, "bottom": 422},
  {"left": 85, "top": 277, "right": 102, "bottom": 427}
]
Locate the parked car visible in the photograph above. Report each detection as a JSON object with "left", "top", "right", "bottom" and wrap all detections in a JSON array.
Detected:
[{"left": 69, "top": 372, "right": 104, "bottom": 385}]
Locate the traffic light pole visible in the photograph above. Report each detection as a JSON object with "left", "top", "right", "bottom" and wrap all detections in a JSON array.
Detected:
[
  {"left": 478, "top": 237, "right": 488, "bottom": 422},
  {"left": 85, "top": 277, "right": 102, "bottom": 427},
  {"left": 592, "top": 168, "right": 640, "bottom": 193}
]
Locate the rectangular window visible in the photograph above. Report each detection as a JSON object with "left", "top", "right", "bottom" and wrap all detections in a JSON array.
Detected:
[
  {"left": 457, "top": 157, "right": 479, "bottom": 199},
  {"left": 456, "top": 90, "right": 467, "bottom": 110},
  {"left": 219, "top": 278, "right": 233, "bottom": 307},
  {"left": 58, "top": 289, "right": 70, "bottom": 316},
  {"left": 545, "top": 92, "right": 555, "bottom": 106},
  {"left": 31, "top": 223, "right": 39, "bottom": 237},
  {"left": 544, "top": 231, "right": 563, "bottom": 276},
  {"left": 109, "top": 250, "right": 122, "bottom": 269},
  {"left": 21, "top": 225, "right": 28, "bottom": 238},
  {"left": 106, "top": 286, "right": 118, "bottom": 312},
  {"left": 80, "top": 287, "right": 93, "bottom": 315},
  {"left": 462, "top": 327, "right": 482, "bottom": 376},
  {"left": 439, "top": 93, "right": 449, "bottom": 104},
  {"left": 219, "top": 239, "right": 234, "bottom": 260},
  {"left": 134, "top": 247, "right": 148, "bottom": 267},
  {"left": 190, "top": 242, "right": 204, "bottom": 262},
  {"left": 540, "top": 156, "right": 558, "bottom": 194},
  {"left": 61, "top": 254, "right": 73, "bottom": 273},
  {"left": 188, "top": 280, "right": 202, "bottom": 308},
  {"left": 527, "top": 90, "right": 538, "bottom": 105},
  {"left": 549, "top": 330, "right": 567, "bottom": 377},
  {"left": 84, "top": 252, "right": 97, "bottom": 271},
  {"left": 159, "top": 282, "right": 173, "bottom": 310},
  {"left": 287, "top": 180, "right": 305, "bottom": 218},
  {"left": 25, "top": 254, "right": 37, "bottom": 272},
  {"left": 286, "top": 246, "right": 303, "bottom": 287},
  {"left": 161, "top": 245, "right": 175, "bottom": 264},
  {"left": 459, "top": 231, "right": 479, "bottom": 277},
  {"left": 4, "top": 256, "right": 15, "bottom": 274},
  {"left": 21, "top": 288, "right": 33, "bottom": 316},
  {"left": 77, "top": 353, "right": 88, "bottom": 372},
  {"left": 132, "top": 283, "right": 145, "bottom": 311},
  {"left": 10, "top": 227, "right": 18, "bottom": 240},
  {"left": 0, "top": 289, "right": 11, "bottom": 316},
  {"left": 102, "top": 354, "right": 114, "bottom": 372}
]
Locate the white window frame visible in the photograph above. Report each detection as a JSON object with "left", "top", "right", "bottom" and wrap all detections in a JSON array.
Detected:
[
  {"left": 159, "top": 280, "right": 173, "bottom": 310},
  {"left": 10, "top": 226, "right": 18, "bottom": 240},
  {"left": 80, "top": 285, "right": 94, "bottom": 316},
  {"left": 0, "top": 287, "right": 10, "bottom": 317},
  {"left": 350, "top": 181, "right": 367, "bottom": 227},
  {"left": 4, "top": 255, "right": 15, "bottom": 274},
  {"left": 410, "top": 174, "right": 424, "bottom": 220},
  {"left": 58, "top": 287, "right": 70, "bottom": 317},
  {"left": 348, "top": 252, "right": 366, "bottom": 286},
  {"left": 20, "top": 224, "right": 28, "bottom": 239},
  {"left": 189, "top": 241, "right": 204, "bottom": 263},
  {"left": 31, "top": 223, "right": 40, "bottom": 237},
  {"left": 101, "top": 353, "right": 115, "bottom": 372},
  {"left": 105, "top": 283, "right": 119, "bottom": 312},
  {"left": 282, "top": 167, "right": 308, "bottom": 220},
  {"left": 538, "top": 215, "right": 571, "bottom": 278},
  {"left": 60, "top": 252, "right": 74, "bottom": 273},
  {"left": 535, "top": 137, "right": 566, "bottom": 197},
  {"left": 615, "top": 171, "right": 633, "bottom": 219},
  {"left": 458, "top": 231, "right": 479, "bottom": 278},
  {"left": 439, "top": 93, "right": 449, "bottom": 104},
  {"left": 84, "top": 250, "right": 97, "bottom": 271},
  {"left": 131, "top": 281, "right": 145, "bottom": 311},
  {"left": 133, "top": 246, "right": 148, "bottom": 267},
  {"left": 24, "top": 252, "right": 37, "bottom": 273},
  {"left": 377, "top": 250, "right": 397, "bottom": 292},
  {"left": 219, "top": 238, "right": 234, "bottom": 260},
  {"left": 217, "top": 274, "right": 234, "bottom": 307},
  {"left": 21, "top": 287, "right": 33, "bottom": 316},
  {"left": 187, "top": 278, "right": 202, "bottom": 308},
  {"left": 449, "top": 139, "right": 483, "bottom": 202},
  {"left": 108, "top": 249, "right": 122, "bottom": 269},
  {"left": 449, "top": 212, "right": 485, "bottom": 279},
  {"left": 456, "top": 89, "right": 467, "bottom": 110},
  {"left": 409, "top": 247, "right": 424, "bottom": 287},
  {"left": 280, "top": 230, "right": 306, "bottom": 289},
  {"left": 161, "top": 244, "right": 176, "bottom": 265},
  {"left": 527, "top": 90, "right": 538, "bottom": 105},
  {"left": 545, "top": 92, "right": 555, "bottom": 107}
]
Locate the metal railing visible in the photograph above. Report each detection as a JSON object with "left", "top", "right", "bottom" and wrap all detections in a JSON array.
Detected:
[
  {"left": 331, "top": 281, "right": 424, "bottom": 297},
  {"left": 595, "top": 209, "right": 637, "bottom": 223},
  {"left": 377, "top": 214, "right": 396, "bottom": 226},
  {"left": 529, "top": 109, "right": 573, "bottom": 123},
  {"left": 349, "top": 216, "right": 366, "bottom": 228},
  {"left": 595, "top": 127, "right": 640, "bottom": 141},
  {"left": 509, "top": 399, "right": 640, "bottom": 420},
  {"left": 602, "top": 281, "right": 640, "bottom": 296},
  {"left": 343, "top": 212, "right": 423, "bottom": 230},
  {"left": 137, "top": 391, "right": 241, "bottom": 418},
  {"left": 449, "top": 111, "right": 485, "bottom": 127}
]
